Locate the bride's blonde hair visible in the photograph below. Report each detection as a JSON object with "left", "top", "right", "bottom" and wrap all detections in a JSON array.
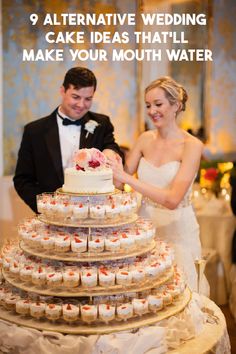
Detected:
[{"left": 145, "top": 76, "right": 188, "bottom": 115}]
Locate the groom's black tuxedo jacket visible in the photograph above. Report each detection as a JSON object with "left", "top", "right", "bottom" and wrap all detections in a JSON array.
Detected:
[{"left": 13, "top": 108, "right": 123, "bottom": 213}]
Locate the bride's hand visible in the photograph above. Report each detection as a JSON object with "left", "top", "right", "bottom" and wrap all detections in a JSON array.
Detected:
[{"left": 106, "top": 156, "right": 128, "bottom": 183}]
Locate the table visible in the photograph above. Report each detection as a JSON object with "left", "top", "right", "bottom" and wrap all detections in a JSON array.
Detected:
[
  {"left": 0, "top": 295, "right": 231, "bottom": 354},
  {"left": 195, "top": 205, "right": 235, "bottom": 305}
]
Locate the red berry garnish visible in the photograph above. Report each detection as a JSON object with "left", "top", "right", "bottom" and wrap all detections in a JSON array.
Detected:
[
  {"left": 88, "top": 160, "right": 100, "bottom": 168},
  {"left": 76, "top": 164, "right": 85, "bottom": 171},
  {"left": 83, "top": 306, "right": 91, "bottom": 310}
]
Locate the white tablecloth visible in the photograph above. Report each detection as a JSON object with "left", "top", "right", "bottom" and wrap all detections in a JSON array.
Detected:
[
  {"left": 196, "top": 209, "right": 235, "bottom": 305},
  {"left": 0, "top": 295, "right": 231, "bottom": 354}
]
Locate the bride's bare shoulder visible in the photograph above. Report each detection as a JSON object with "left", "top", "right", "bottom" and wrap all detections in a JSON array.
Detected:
[
  {"left": 138, "top": 130, "right": 156, "bottom": 142},
  {"left": 134, "top": 130, "right": 156, "bottom": 151},
  {"left": 183, "top": 131, "right": 203, "bottom": 152}
]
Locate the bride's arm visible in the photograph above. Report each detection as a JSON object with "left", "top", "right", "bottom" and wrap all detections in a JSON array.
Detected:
[
  {"left": 124, "top": 132, "right": 146, "bottom": 175},
  {"left": 111, "top": 137, "right": 203, "bottom": 210}
]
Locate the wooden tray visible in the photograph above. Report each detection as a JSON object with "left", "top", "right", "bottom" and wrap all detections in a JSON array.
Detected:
[
  {"left": 3, "top": 267, "right": 174, "bottom": 297},
  {"left": 20, "top": 240, "right": 156, "bottom": 262},
  {"left": 0, "top": 288, "right": 191, "bottom": 335},
  {"left": 38, "top": 214, "right": 138, "bottom": 228},
  {"left": 56, "top": 188, "right": 119, "bottom": 196}
]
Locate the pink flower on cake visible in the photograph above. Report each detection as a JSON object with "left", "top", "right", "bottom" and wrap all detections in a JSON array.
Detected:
[
  {"left": 73, "top": 148, "right": 106, "bottom": 171},
  {"left": 89, "top": 148, "right": 106, "bottom": 169},
  {"left": 73, "top": 149, "right": 91, "bottom": 170}
]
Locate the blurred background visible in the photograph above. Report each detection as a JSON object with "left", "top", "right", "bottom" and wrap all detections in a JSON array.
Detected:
[
  {"left": 1, "top": 0, "right": 236, "bottom": 177},
  {"left": 0, "top": 0, "right": 236, "bottom": 348}
]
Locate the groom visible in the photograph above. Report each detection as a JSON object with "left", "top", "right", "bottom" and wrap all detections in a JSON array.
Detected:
[{"left": 13, "top": 67, "right": 123, "bottom": 213}]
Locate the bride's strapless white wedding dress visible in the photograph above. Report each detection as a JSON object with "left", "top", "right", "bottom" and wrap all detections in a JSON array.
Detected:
[{"left": 138, "top": 157, "right": 209, "bottom": 294}]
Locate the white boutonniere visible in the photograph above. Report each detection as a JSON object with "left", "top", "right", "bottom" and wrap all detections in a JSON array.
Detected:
[{"left": 84, "top": 120, "right": 99, "bottom": 138}]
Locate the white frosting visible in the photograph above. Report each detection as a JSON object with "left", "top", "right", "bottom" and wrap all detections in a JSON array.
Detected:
[
  {"left": 166, "top": 284, "right": 181, "bottom": 297},
  {"left": 41, "top": 237, "right": 54, "bottom": 248},
  {"left": 20, "top": 266, "right": 33, "bottom": 279},
  {"left": 62, "top": 304, "right": 79, "bottom": 319},
  {"left": 119, "top": 204, "right": 130, "bottom": 216},
  {"left": 145, "top": 264, "right": 160, "bottom": 277},
  {"left": 54, "top": 236, "right": 70, "bottom": 248},
  {"left": 45, "top": 304, "right": 62, "bottom": 317},
  {"left": 132, "top": 299, "right": 148, "bottom": 313},
  {"left": 98, "top": 304, "right": 115, "bottom": 319},
  {"left": 5, "top": 295, "right": 20, "bottom": 306},
  {"left": 99, "top": 270, "right": 115, "bottom": 286},
  {"left": 105, "top": 238, "right": 121, "bottom": 251},
  {"left": 89, "top": 238, "right": 105, "bottom": 252},
  {"left": 46, "top": 272, "right": 63, "bottom": 284},
  {"left": 117, "top": 303, "right": 133, "bottom": 317},
  {"left": 116, "top": 270, "right": 132, "bottom": 285},
  {"left": 81, "top": 272, "right": 98, "bottom": 287},
  {"left": 9, "top": 263, "right": 20, "bottom": 274},
  {"left": 62, "top": 167, "right": 114, "bottom": 193},
  {"left": 16, "top": 299, "right": 30, "bottom": 313},
  {"left": 30, "top": 302, "right": 46, "bottom": 316},
  {"left": 81, "top": 305, "right": 97, "bottom": 317},
  {"left": 32, "top": 268, "right": 46, "bottom": 281},
  {"left": 3, "top": 258, "right": 11, "bottom": 269},
  {"left": 63, "top": 271, "right": 80, "bottom": 285},
  {"left": 131, "top": 269, "right": 145, "bottom": 282},
  {"left": 120, "top": 234, "right": 135, "bottom": 248},
  {"left": 132, "top": 230, "right": 146, "bottom": 245},
  {"left": 71, "top": 238, "right": 87, "bottom": 252},
  {"left": 57, "top": 203, "right": 73, "bottom": 215},
  {"left": 29, "top": 233, "right": 42, "bottom": 245},
  {"left": 105, "top": 204, "right": 121, "bottom": 217},
  {"left": 90, "top": 205, "right": 106, "bottom": 218},
  {"left": 72, "top": 204, "right": 89, "bottom": 218},
  {"left": 147, "top": 295, "right": 163, "bottom": 308},
  {"left": 161, "top": 292, "right": 173, "bottom": 304}
]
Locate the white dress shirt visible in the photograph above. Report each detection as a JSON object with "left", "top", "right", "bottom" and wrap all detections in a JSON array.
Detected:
[{"left": 57, "top": 109, "right": 81, "bottom": 169}]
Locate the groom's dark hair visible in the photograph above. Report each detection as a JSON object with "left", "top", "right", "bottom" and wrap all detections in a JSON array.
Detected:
[{"left": 63, "top": 67, "right": 97, "bottom": 92}]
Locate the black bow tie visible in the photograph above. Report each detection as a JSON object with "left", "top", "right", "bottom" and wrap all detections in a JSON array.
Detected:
[{"left": 57, "top": 110, "right": 85, "bottom": 126}]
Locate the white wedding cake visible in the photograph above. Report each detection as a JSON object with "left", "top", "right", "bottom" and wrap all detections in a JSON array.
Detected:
[{"left": 62, "top": 148, "right": 114, "bottom": 194}]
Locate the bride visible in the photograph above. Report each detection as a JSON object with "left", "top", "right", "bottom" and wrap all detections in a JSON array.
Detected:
[{"left": 109, "top": 76, "right": 209, "bottom": 294}]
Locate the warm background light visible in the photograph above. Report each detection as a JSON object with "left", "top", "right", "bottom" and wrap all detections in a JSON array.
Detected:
[{"left": 124, "top": 184, "right": 132, "bottom": 193}]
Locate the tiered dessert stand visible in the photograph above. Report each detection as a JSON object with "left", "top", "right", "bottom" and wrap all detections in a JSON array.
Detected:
[{"left": 0, "top": 190, "right": 191, "bottom": 335}]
